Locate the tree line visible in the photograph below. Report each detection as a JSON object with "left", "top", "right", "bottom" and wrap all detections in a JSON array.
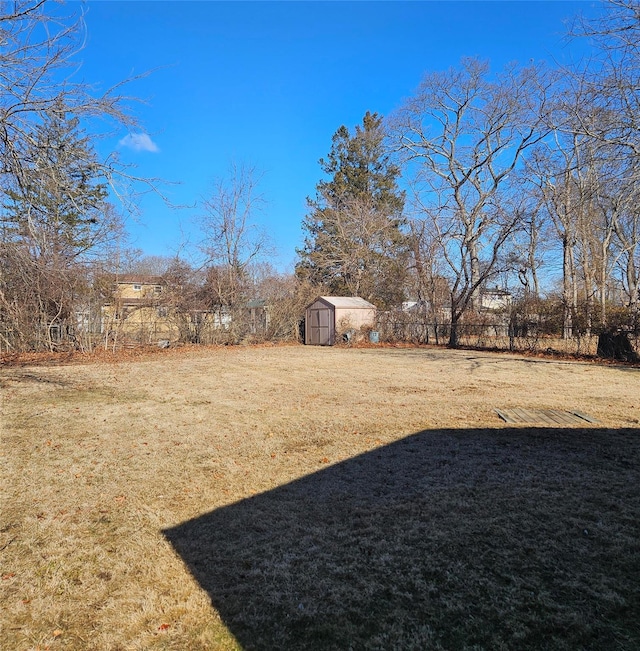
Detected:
[
  {"left": 1, "top": 0, "right": 639, "bottom": 352},
  {"left": 300, "top": 0, "right": 640, "bottom": 349}
]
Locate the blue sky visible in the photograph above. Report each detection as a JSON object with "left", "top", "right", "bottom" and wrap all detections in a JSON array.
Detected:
[{"left": 76, "top": 1, "right": 598, "bottom": 271}]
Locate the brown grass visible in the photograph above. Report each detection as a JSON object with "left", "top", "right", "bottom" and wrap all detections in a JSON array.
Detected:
[{"left": 1, "top": 344, "right": 639, "bottom": 650}]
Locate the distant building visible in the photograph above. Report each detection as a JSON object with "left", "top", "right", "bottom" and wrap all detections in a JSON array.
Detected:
[
  {"left": 101, "top": 275, "right": 177, "bottom": 343},
  {"left": 246, "top": 299, "right": 269, "bottom": 334},
  {"left": 479, "top": 288, "right": 512, "bottom": 312},
  {"left": 111, "top": 275, "right": 164, "bottom": 303}
]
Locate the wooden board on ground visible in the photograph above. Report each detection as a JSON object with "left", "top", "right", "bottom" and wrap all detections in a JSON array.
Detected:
[{"left": 494, "top": 408, "right": 598, "bottom": 425}]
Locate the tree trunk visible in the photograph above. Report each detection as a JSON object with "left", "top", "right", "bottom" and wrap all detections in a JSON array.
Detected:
[
  {"left": 600, "top": 249, "right": 608, "bottom": 328},
  {"left": 562, "top": 235, "right": 574, "bottom": 339},
  {"left": 626, "top": 255, "right": 639, "bottom": 312},
  {"left": 469, "top": 238, "right": 481, "bottom": 311},
  {"left": 448, "top": 318, "right": 460, "bottom": 348},
  {"left": 448, "top": 301, "right": 462, "bottom": 348}
]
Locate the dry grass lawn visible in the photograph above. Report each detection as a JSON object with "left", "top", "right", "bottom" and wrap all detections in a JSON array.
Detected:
[{"left": 1, "top": 344, "right": 639, "bottom": 650}]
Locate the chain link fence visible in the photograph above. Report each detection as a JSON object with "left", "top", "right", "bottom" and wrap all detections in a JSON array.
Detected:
[{"left": 3, "top": 300, "right": 639, "bottom": 361}]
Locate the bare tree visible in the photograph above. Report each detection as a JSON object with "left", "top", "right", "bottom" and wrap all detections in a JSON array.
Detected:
[
  {"left": 393, "top": 58, "right": 554, "bottom": 347},
  {"left": 249, "top": 265, "right": 318, "bottom": 341},
  {"left": 526, "top": 63, "right": 638, "bottom": 338},
  {"left": 570, "top": 0, "right": 640, "bottom": 161},
  {"left": 570, "top": 0, "right": 640, "bottom": 327},
  {"left": 0, "top": 2, "right": 139, "bottom": 192},
  {"left": 0, "top": 2, "right": 153, "bottom": 351},
  {"left": 198, "top": 163, "right": 271, "bottom": 340},
  {"left": 527, "top": 130, "right": 587, "bottom": 338},
  {"left": 405, "top": 218, "right": 451, "bottom": 342},
  {"left": 610, "top": 169, "right": 640, "bottom": 312},
  {"left": 0, "top": 100, "right": 126, "bottom": 351}
]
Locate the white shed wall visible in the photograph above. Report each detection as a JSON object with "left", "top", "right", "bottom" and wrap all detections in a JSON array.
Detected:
[{"left": 334, "top": 307, "right": 376, "bottom": 332}]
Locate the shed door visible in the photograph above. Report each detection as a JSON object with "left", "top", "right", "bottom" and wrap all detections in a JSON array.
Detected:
[{"left": 308, "top": 307, "right": 332, "bottom": 345}]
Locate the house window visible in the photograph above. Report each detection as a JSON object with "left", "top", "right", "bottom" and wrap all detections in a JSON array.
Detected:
[
  {"left": 133, "top": 284, "right": 141, "bottom": 291},
  {"left": 154, "top": 285, "right": 162, "bottom": 295}
]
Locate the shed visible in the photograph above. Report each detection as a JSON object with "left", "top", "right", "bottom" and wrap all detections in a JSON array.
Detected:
[{"left": 305, "top": 296, "right": 377, "bottom": 345}]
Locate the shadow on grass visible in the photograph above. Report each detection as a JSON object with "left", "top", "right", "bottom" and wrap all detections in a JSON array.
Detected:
[{"left": 163, "top": 427, "right": 640, "bottom": 651}]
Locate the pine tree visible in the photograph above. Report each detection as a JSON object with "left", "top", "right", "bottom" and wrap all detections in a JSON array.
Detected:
[
  {"left": 4, "top": 101, "right": 109, "bottom": 261},
  {"left": 0, "top": 101, "right": 114, "bottom": 349},
  {"left": 296, "top": 112, "right": 408, "bottom": 308}
]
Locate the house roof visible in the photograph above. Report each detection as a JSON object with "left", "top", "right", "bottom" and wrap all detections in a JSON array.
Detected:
[
  {"left": 482, "top": 288, "right": 511, "bottom": 295},
  {"left": 317, "top": 296, "right": 377, "bottom": 310},
  {"left": 113, "top": 274, "right": 164, "bottom": 285},
  {"left": 109, "top": 297, "right": 159, "bottom": 307},
  {"left": 402, "top": 300, "right": 429, "bottom": 311}
]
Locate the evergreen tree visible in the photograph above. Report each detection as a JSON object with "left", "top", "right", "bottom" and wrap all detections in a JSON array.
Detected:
[
  {"left": 3, "top": 101, "right": 109, "bottom": 261},
  {"left": 0, "top": 101, "right": 117, "bottom": 350},
  {"left": 296, "top": 112, "right": 408, "bottom": 308}
]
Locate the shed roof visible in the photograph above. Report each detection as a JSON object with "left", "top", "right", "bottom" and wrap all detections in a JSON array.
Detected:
[{"left": 317, "top": 296, "right": 377, "bottom": 310}]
